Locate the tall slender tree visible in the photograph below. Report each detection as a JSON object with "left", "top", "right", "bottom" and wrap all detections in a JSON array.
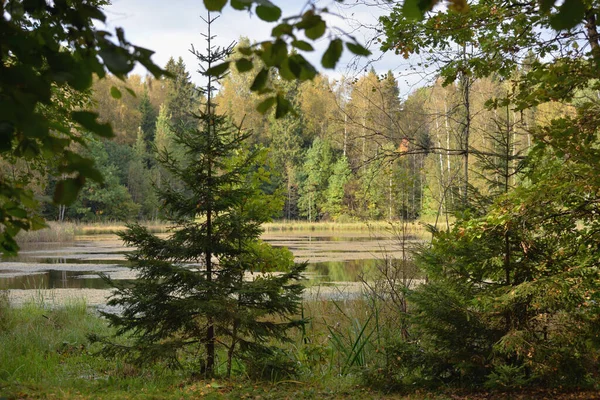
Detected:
[
  {"left": 138, "top": 90, "right": 157, "bottom": 144},
  {"left": 97, "top": 14, "right": 305, "bottom": 378}
]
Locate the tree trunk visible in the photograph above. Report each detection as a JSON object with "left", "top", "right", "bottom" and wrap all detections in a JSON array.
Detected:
[{"left": 460, "top": 71, "right": 471, "bottom": 208}]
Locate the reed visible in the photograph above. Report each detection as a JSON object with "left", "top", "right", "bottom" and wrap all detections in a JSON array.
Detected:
[
  {"left": 73, "top": 220, "right": 172, "bottom": 235},
  {"left": 15, "top": 221, "right": 76, "bottom": 243},
  {"left": 15, "top": 220, "right": 173, "bottom": 243},
  {"left": 263, "top": 220, "right": 431, "bottom": 240}
]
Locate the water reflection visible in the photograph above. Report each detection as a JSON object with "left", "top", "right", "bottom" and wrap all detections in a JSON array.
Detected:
[
  {"left": 0, "top": 270, "right": 122, "bottom": 290},
  {"left": 307, "top": 259, "right": 379, "bottom": 283},
  {"left": 0, "top": 259, "right": 382, "bottom": 289},
  {"left": 0, "top": 232, "right": 413, "bottom": 291}
]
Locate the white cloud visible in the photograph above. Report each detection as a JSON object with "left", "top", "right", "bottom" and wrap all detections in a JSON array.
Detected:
[{"left": 101, "top": 0, "right": 432, "bottom": 95}]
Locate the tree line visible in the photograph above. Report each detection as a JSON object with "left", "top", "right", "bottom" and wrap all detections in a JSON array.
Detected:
[{"left": 9, "top": 45, "right": 567, "bottom": 226}]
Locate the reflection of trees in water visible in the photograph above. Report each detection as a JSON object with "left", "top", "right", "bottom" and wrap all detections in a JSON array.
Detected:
[
  {"left": 0, "top": 273, "right": 49, "bottom": 290},
  {"left": 0, "top": 271, "right": 112, "bottom": 290},
  {"left": 309, "top": 259, "right": 382, "bottom": 282}
]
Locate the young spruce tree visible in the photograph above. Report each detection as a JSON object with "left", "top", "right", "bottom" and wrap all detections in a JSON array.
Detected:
[{"left": 98, "top": 14, "right": 305, "bottom": 378}]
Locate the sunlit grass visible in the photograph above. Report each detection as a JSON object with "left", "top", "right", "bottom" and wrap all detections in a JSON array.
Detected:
[
  {"left": 74, "top": 220, "right": 172, "bottom": 235},
  {"left": 15, "top": 221, "right": 77, "bottom": 243},
  {"left": 15, "top": 220, "right": 172, "bottom": 243},
  {"left": 264, "top": 220, "right": 393, "bottom": 232},
  {"left": 263, "top": 220, "right": 433, "bottom": 240},
  {"left": 15, "top": 218, "right": 442, "bottom": 244}
]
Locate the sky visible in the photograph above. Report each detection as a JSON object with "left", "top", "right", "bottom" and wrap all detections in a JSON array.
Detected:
[{"left": 102, "top": 0, "right": 433, "bottom": 96}]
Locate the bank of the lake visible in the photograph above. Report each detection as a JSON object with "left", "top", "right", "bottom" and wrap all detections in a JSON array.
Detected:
[
  {"left": 15, "top": 219, "right": 436, "bottom": 244},
  {"left": 1, "top": 297, "right": 597, "bottom": 400}
]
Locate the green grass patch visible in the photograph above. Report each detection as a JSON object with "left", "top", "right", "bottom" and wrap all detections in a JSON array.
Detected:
[
  {"left": 0, "top": 293, "right": 598, "bottom": 399},
  {"left": 0, "top": 292, "right": 391, "bottom": 399}
]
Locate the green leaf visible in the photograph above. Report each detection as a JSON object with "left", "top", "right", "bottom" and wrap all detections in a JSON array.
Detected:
[
  {"left": 0, "top": 122, "right": 15, "bottom": 151},
  {"left": 99, "top": 48, "right": 132, "bottom": 75},
  {"left": 205, "top": 61, "right": 231, "bottom": 77},
  {"left": 125, "top": 87, "right": 136, "bottom": 97},
  {"left": 291, "top": 40, "right": 314, "bottom": 51},
  {"left": 30, "top": 216, "right": 46, "bottom": 231},
  {"left": 72, "top": 111, "right": 114, "bottom": 138},
  {"left": 288, "top": 54, "right": 317, "bottom": 80},
  {"left": 80, "top": 4, "right": 107, "bottom": 22},
  {"left": 305, "top": 19, "right": 326, "bottom": 40},
  {"left": 403, "top": 0, "right": 425, "bottom": 20},
  {"left": 238, "top": 46, "right": 253, "bottom": 56},
  {"left": 321, "top": 39, "right": 343, "bottom": 69},
  {"left": 539, "top": 0, "right": 555, "bottom": 13},
  {"left": 74, "top": 161, "right": 104, "bottom": 183},
  {"left": 256, "top": 96, "right": 276, "bottom": 114},
  {"left": 19, "top": 192, "right": 38, "bottom": 209},
  {"left": 256, "top": 4, "right": 281, "bottom": 22},
  {"left": 22, "top": 0, "right": 46, "bottom": 13},
  {"left": 3, "top": 223, "right": 21, "bottom": 239},
  {"left": 204, "top": 0, "right": 227, "bottom": 11},
  {"left": 250, "top": 68, "right": 269, "bottom": 91},
  {"left": 550, "top": 0, "right": 585, "bottom": 30},
  {"left": 230, "top": 0, "right": 253, "bottom": 10},
  {"left": 346, "top": 42, "right": 371, "bottom": 56},
  {"left": 53, "top": 177, "right": 85, "bottom": 206},
  {"left": 235, "top": 58, "right": 254, "bottom": 72},
  {"left": 21, "top": 113, "right": 48, "bottom": 138},
  {"left": 279, "top": 58, "right": 296, "bottom": 80},
  {"left": 110, "top": 86, "right": 122, "bottom": 99},
  {"left": 275, "top": 93, "right": 293, "bottom": 118},
  {"left": 6, "top": 207, "right": 28, "bottom": 219},
  {"left": 272, "top": 23, "right": 293, "bottom": 37},
  {"left": 261, "top": 39, "right": 287, "bottom": 67}
]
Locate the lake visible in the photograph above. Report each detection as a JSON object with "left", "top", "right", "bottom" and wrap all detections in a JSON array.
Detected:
[{"left": 1, "top": 231, "right": 420, "bottom": 306}]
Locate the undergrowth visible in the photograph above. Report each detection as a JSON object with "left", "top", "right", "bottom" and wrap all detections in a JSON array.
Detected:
[{"left": 1, "top": 293, "right": 599, "bottom": 399}]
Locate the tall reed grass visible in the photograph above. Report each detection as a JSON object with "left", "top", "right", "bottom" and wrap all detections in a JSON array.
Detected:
[
  {"left": 263, "top": 220, "right": 430, "bottom": 238},
  {"left": 16, "top": 219, "right": 434, "bottom": 243},
  {"left": 74, "top": 220, "right": 171, "bottom": 235},
  {"left": 15, "top": 220, "right": 172, "bottom": 243},
  {"left": 15, "top": 221, "right": 76, "bottom": 243}
]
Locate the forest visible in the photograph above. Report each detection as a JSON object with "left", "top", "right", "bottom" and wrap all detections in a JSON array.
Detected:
[
  {"left": 2, "top": 0, "right": 600, "bottom": 398},
  {"left": 18, "top": 53, "right": 543, "bottom": 226}
]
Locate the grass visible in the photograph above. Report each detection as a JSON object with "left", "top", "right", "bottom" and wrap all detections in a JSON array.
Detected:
[
  {"left": 265, "top": 220, "right": 403, "bottom": 232},
  {"left": 1, "top": 294, "right": 598, "bottom": 399},
  {"left": 0, "top": 294, "right": 393, "bottom": 399},
  {"left": 264, "top": 220, "right": 432, "bottom": 240},
  {"left": 0, "top": 294, "right": 437, "bottom": 399},
  {"left": 15, "top": 221, "right": 77, "bottom": 243},
  {"left": 73, "top": 220, "right": 172, "bottom": 235},
  {"left": 15, "top": 220, "right": 172, "bottom": 244},
  {"left": 15, "top": 219, "right": 435, "bottom": 244}
]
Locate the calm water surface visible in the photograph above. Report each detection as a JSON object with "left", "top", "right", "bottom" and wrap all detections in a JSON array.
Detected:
[{"left": 0, "top": 232, "right": 416, "bottom": 291}]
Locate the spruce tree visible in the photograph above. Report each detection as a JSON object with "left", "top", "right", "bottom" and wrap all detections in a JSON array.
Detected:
[
  {"left": 164, "top": 56, "right": 197, "bottom": 127},
  {"left": 97, "top": 14, "right": 305, "bottom": 378},
  {"left": 138, "top": 90, "right": 157, "bottom": 144}
]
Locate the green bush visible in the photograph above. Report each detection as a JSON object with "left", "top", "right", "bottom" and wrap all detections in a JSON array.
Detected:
[
  {"left": 362, "top": 340, "right": 451, "bottom": 392},
  {"left": 243, "top": 347, "right": 299, "bottom": 381}
]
